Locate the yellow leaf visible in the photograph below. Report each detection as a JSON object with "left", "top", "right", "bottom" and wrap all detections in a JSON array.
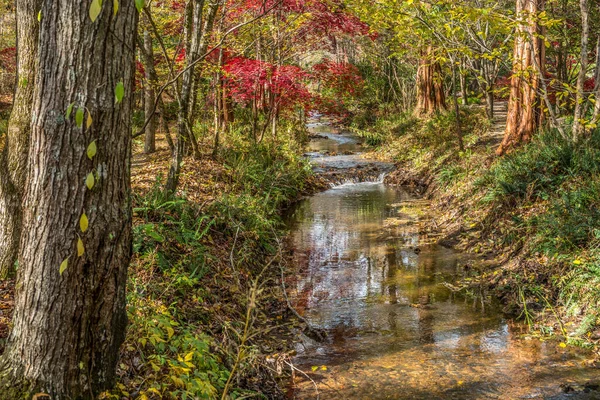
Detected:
[
  {"left": 184, "top": 351, "right": 194, "bottom": 362},
  {"left": 86, "top": 112, "right": 93, "bottom": 129},
  {"left": 559, "top": 342, "right": 567, "bottom": 348},
  {"left": 77, "top": 237, "right": 85, "bottom": 257},
  {"left": 166, "top": 326, "right": 174, "bottom": 339},
  {"left": 320, "top": 365, "right": 327, "bottom": 371},
  {"left": 113, "top": 0, "right": 119, "bottom": 15},
  {"left": 60, "top": 258, "right": 69, "bottom": 275},
  {"left": 311, "top": 366, "right": 318, "bottom": 372},
  {"left": 89, "top": 0, "right": 102, "bottom": 22},
  {"left": 85, "top": 172, "right": 95, "bottom": 190},
  {"left": 87, "top": 140, "right": 97, "bottom": 160},
  {"left": 573, "top": 259, "right": 582, "bottom": 265},
  {"left": 80, "top": 213, "right": 89, "bottom": 233}
]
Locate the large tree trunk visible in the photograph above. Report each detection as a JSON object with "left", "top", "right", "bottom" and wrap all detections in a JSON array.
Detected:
[
  {"left": 0, "top": 1, "right": 137, "bottom": 398},
  {"left": 497, "top": 0, "right": 546, "bottom": 156},
  {"left": 414, "top": 46, "right": 446, "bottom": 116},
  {"left": 143, "top": 29, "right": 157, "bottom": 154},
  {"left": 0, "top": 0, "right": 41, "bottom": 278}
]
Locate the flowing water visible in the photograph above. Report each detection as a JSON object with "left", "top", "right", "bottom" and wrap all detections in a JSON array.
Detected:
[{"left": 284, "top": 121, "right": 600, "bottom": 399}]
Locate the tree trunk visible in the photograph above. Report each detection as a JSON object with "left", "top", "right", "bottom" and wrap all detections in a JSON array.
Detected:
[
  {"left": 451, "top": 64, "right": 465, "bottom": 152},
  {"left": 485, "top": 86, "right": 494, "bottom": 120},
  {"left": 414, "top": 46, "right": 446, "bottom": 116},
  {"left": 572, "top": 0, "right": 589, "bottom": 141},
  {"left": 460, "top": 68, "right": 468, "bottom": 105},
  {"left": 0, "top": 0, "right": 41, "bottom": 278},
  {"left": 0, "top": 2, "right": 137, "bottom": 398},
  {"left": 497, "top": 0, "right": 546, "bottom": 156},
  {"left": 167, "top": 0, "right": 219, "bottom": 194},
  {"left": 592, "top": 36, "right": 600, "bottom": 123},
  {"left": 143, "top": 29, "right": 157, "bottom": 154}
]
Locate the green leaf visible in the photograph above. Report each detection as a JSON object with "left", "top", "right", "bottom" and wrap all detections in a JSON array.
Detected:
[
  {"left": 75, "top": 108, "right": 84, "bottom": 128},
  {"left": 66, "top": 102, "right": 75, "bottom": 119},
  {"left": 135, "top": 0, "right": 144, "bottom": 13},
  {"left": 60, "top": 257, "right": 69, "bottom": 275},
  {"left": 113, "top": 0, "right": 119, "bottom": 15},
  {"left": 87, "top": 140, "right": 97, "bottom": 160},
  {"left": 89, "top": 0, "right": 102, "bottom": 22},
  {"left": 85, "top": 172, "right": 95, "bottom": 190},
  {"left": 115, "top": 81, "right": 125, "bottom": 104},
  {"left": 77, "top": 237, "right": 85, "bottom": 257},
  {"left": 80, "top": 213, "right": 89, "bottom": 233}
]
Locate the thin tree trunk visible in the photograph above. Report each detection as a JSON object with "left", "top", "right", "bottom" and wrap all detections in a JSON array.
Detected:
[
  {"left": 451, "top": 64, "right": 465, "bottom": 152},
  {"left": 497, "top": 0, "right": 546, "bottom": 155},
  {"left": 0, "top": 0, "right": 41, "bottom": 278},
  {"left": 143, "top": 29, "right": 157, "bottom": 154},
  {"left": 572, "top": 0, "right": 589, "bottom": 141},
  {"left": 592, "top": 36, "right": 600, "bottom": 123},
  {"left": 167, "top": 0, "right": 219, "bottom": 194},
  {"left": 460, "top": 67, "right": 468, "bottom": 105},
  {"left": 158, "top": 96, "right": 175, "bottom": 153},
  {"left": 0, "top": 2, "right": 137, "bottom": 398}
]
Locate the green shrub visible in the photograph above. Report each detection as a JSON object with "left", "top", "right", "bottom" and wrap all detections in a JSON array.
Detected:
[{"left": 477, "top": 129, "right": 600, "bottom": 205}]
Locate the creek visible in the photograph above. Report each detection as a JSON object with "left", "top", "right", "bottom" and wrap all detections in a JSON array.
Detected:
[{"left": 284, "top": 119, "right": 600, "bottom": 399}]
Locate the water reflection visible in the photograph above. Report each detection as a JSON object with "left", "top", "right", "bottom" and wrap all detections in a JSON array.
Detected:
[{"left": 286, "top": 182, "right": 598, "bottom": 399}]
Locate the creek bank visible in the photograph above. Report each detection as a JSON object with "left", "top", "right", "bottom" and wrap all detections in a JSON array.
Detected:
[{"left": 361, "top": 107, "right": 600, "bottom": 352}]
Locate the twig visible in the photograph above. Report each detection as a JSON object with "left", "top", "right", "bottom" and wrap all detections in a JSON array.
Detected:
[{"left": 283, "top": 359, "right": 320, "bottom": 400}]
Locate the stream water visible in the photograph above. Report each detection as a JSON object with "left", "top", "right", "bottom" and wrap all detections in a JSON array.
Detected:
[{"left": 284, "top": 121, "right": 600, "bottom": 399}]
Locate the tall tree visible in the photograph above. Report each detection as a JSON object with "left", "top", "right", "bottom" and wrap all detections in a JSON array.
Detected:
[
  {"left": 143, "top": 28, "right": 157, "bottom": 154},
  {"left": 166, "top": 0, "right": 219, "bottom": 194},
  {"left": 0, "top": 1, "right": 137, "bottom": 398},
  {"left": 572, "top": 0, "right": 589, "bottom": 140},
  {"left": 0, "top": 0, "right": 41, "bottom": 278},
  {"left": 497, "top": 0, "right": 546, "bottom": 155}
]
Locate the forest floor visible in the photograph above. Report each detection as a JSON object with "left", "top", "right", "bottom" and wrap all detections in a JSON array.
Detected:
[
  {"left": 361, "top": 103, "right": 600, "bottom": 350},
  {"left": 107, "top": 131, "right": 324, "bottom": 398}
]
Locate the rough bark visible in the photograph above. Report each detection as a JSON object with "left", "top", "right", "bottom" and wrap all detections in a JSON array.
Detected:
[
  {"left": 497, "top": 0, "right": 546, "bottom": 156},
  {"left": 414, "top": 46, "right": 446, "bottom": 116},
  {"left": 0, "top": 0, "right": 41, "bottom": 278},
  {"left": 0, "top": 1, "right": 137, "bottom": 398},
  {"left": 572, "top": 0, "right": 589, "bottom": 141},
  {"left": 143, "top": 29, "right": 157, "bottom": 154},
  {"left": 592, "top": 36, "right": 600, "bottom": 123}
]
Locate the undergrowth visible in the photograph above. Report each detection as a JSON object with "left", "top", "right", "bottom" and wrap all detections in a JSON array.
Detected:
[{"left": 102, "top": 133, "right": 312, "bottom": 399}]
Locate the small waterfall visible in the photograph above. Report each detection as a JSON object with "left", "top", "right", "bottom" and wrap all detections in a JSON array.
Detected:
[{"left": 327, "top": 169, "right": 389, "bottom": 188}]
